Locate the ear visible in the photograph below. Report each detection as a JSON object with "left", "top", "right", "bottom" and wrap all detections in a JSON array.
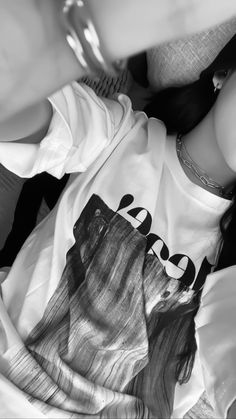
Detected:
[{"left": 212, "top": 70, "right": 229, "bottom": 93}]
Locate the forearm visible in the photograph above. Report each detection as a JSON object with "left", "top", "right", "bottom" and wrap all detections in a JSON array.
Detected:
[
  {"left": 0, "top": 0, "right": 83, "bottom": 122},
  {"left": 87, "top": 0, "right": 236, "bottom": 60},
  {"left": 0, "top": 100, "right": 53, "bottom": 143},
  {"left": 1, "top": 0, "right": 236, "bottom": 123}
]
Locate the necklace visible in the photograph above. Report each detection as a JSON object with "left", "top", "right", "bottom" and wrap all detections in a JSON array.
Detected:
[{"left": 176, "top": 134, "right": 233, "bottom": 199}]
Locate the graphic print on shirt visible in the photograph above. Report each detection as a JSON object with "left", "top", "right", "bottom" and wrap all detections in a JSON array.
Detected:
[
  {"left": 115, "top": 193, "right": 213, "bottom": 291},
  {"left": 5, "top": 194, "right": 196, "bottom": 418}
]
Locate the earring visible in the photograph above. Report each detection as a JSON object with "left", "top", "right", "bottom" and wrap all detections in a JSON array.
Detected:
[
  {"left": 213, "top": 70, "right": 228, "bottom": 94},
  {"left": 214, "top": 82, "right": 221, "bottom": 94}
]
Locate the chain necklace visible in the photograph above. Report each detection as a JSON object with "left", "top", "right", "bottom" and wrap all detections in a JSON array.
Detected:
[{"left": 176, "top": 134, "right": 233, "bottom": 199}]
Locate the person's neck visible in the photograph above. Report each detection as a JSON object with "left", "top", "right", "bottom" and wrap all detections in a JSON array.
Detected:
[{"left": 181, "top": 108, "right": 236, "bottom": 192}]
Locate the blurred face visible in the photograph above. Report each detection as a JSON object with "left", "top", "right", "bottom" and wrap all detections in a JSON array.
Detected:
[{"left": 212, "top": 69, "right": 236, "bottom": 172}]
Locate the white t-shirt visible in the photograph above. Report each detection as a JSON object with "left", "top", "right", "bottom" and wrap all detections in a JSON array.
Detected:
[{"left": 0, "top": 82, "right": 235, "bottom": 418}]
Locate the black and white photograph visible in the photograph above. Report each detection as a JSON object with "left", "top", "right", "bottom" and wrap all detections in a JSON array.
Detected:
[{"left": 0, "top": 1, "right": 236, "bottom": 418}]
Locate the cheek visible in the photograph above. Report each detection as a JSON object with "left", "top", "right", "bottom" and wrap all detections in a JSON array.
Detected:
[
  {"left": 222, "top": 135, "right": 236, "bottom": 172},
  {"left": 214, "top": 95, "right": 236, "bottom": 171}
]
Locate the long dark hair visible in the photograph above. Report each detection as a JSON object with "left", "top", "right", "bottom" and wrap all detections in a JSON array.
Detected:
[{"left": 143, "top": 35, "right": 236, "bottom": 387}]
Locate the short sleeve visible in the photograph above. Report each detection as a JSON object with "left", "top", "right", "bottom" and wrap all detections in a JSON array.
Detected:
[
  {"left": 195, "top": 266, "right": 236, "bottom": 418},
  {"left": 0, "top": 82, "right": 135, "bottom": 179}
]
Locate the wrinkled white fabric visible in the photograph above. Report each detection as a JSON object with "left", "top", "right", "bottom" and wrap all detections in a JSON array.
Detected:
[{"left": 0, "top": 82, "right": 235, "bottom": 418}]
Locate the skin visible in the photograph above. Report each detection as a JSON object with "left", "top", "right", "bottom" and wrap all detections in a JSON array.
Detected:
[
  {"left": 1, "top": 1, "right": 236, "bottom": 416},
  {"left": 0, "top": 0, "right": 80, "bottom": 122},
  {"left": 182, "top": 70, "right": 236, "bottom": 195},
  {"left": 0, "top": 0, "right": 236, "bottom": 122},
  {"left": 213, "top": 71, "right": 236, "bottom": 174}
]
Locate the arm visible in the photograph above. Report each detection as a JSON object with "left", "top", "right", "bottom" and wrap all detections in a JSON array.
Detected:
[
  {"left": 0, "top": 82, "right": 135, "bottom": 178},
  {"left": 0, "top": 101, "right": 52, "bottom": 144},
  {"left": 1, "top": 0, "right": 236, "bottom": 123}
]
